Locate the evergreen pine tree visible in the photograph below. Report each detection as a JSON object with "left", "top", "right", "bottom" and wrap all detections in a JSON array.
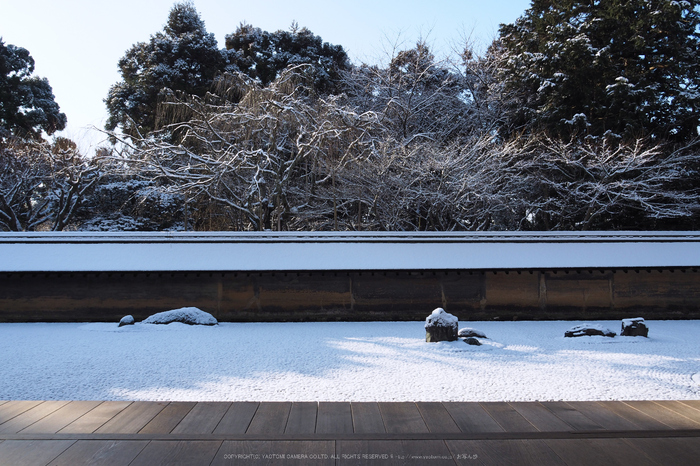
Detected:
[
  {"left": 0, "top": 39, "right": 67, "bottom": 140},
  {"left": 105, "top": 2, "right": 233, "bottom": 139},
  {"left": 498, "top": 0, "right": 700, "bottom": 142},
  {"left": 225, "top": 22, "right": 350, "bottom": 93}
]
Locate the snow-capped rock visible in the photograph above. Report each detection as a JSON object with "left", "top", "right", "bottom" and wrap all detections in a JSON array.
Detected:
[
  {"left": 564, "top": 323, "right": 615, "bottom": 338},
  {"left": 118, "top": 315, "right": 135, "bottom": 327},
  {"left": 425, "top": 308, "right": 458, "bottom": 328},
  {"left": 425, "top": 308, "right": 458, "bottom": 342},
  {"left": 142, "top": 307, "right": 218, "bottom": 326},
  {"left": 458, "top": 327, "right": 488, "bottom": 339},
  {"left": 621, "top": 317, "right": 648, "bottom": 337}
]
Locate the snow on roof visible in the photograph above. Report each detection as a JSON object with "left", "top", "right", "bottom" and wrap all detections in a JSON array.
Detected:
[{"left": 1, "top": 231, "right": 699, "bottom": 272}]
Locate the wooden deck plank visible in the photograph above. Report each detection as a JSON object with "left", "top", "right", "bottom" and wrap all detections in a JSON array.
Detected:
[
  {"left": 0, "top": 401, "right": 70, "bottom": 434},
  {"left": 680, "top": 400, "right": 700, "bottom": 411},
  {"left": 351, "top": 402, "right": 385, "bottom": 434},
  {"left": 624, "top": 401, "right": 700, "bottom": 429},
  {"left": 540, "top": 402, "right": 605, "bottom": 431},
  {"left": 285, "top": 402, "right": 317, "bottom": 435},
  {"left": 564, "top": 401, "right": 642, "bottom": 431},
  {"left": 443, "top": 402, "right": 504, "bottom": 433},
  {"left": 94, "top": 401, "right": 167, "bottom": 434},
  {"left": 19, "top": 401, "right": 103, "bottom": 435},
  {"left": 655, "top": 400, "right": 700, "bottom": 425},
  {"left": 596, "top": 401, "right": 673, "bottom": 430},
  {"left": 480, "top": 402, "right": 538, "bottom": 432},
  {"left": 623, "top": 437, "right": 700, "bottom": 466},
  {"left": 678, "top": 399, "right": 700, "bottom": 411},
  {"left": 416, "top": 402, "right": 461, "bottom": 433},
  {"left": 338, "top": 440, "right": 455, "bottom": 465},
  {"left": 58, "top": 401, "right": 132, "bottom": 434},
  {"left": 316, "top": 402, "right": 353, "bottom": 434},
  {"left": 545, "top": 438, "right": 659, "bottom": 466},
  {"left": 139, "top": 402, "right": 196, "bottom": 435},
  {"left": 3, "top": 398, "right": 700, "bottom": 464},
  {"left": 509, "top": 402, "right": 574, "bottom": 432},
  {"left": 128, "top": 440, "right": 222, "bottom": 466},
  {"left": 171, "top": 402, "right": 231, "bottom": 435},
  {"left": 213, "top": 402, "right": 259, "bottom": 435},
  {"left": 447, "top": 439, "right": 566, "bottom": 466},
  {"left": 210, "top": 441, "right": 335, "bottom": 465},
  {"left": 47, "top": 440, "right": 149, "bottom": 466},
  {"left": 245, "top": 402, "right": 292, "bottom": 435},
  {"left": 378, "top": 402, "right": 429, "bottom": 434},
  {"left": 0, "top": 401, "right": 44, "bottom": 425},
  {"left": 0, "top": 440, "right": 75, "bottom": 466}
]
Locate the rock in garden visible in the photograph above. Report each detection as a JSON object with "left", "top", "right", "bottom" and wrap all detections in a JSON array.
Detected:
[
  {"left": 564, "top": 324, "right": 616, "bottom": 338},
  {"left": 458, "top": 327, "right": 488, "bottom": 339},
  {"left": 621, "top": 317, "right": 648, "bottom": 337},
  {"left": 425, "top": 307, "right": 458, "bottom": 342},
  {"left": 463, "top": 337, "right": 482, "bottom": 346},
  {"left": 142, "top": 307, "right": 218, "bottom": 326},
  {"left": 118, "top": 315, "right": 135, "bottom": 327}
]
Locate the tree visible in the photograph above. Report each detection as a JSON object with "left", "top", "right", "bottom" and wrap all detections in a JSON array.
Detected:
[
  {"left": 113, "top": 68, "right": 383, "bottom": 231},
  {"left": 516, "top": 137, "right": 700, "bottom": 230},
  {"left": 105, "top": 2, "right": 232, "bottom": 139},
  {"left": 342, "top": 41, "right": 470, "bottom": 145},
  {"left": 225, "top": 22, "right": 350, "bottom": 94},
  {"left": 0, "top": 39, "right": 66, "bottom": 140},
  {"left": 498, "top": 0, "right": 700, "bottom": 142},
  {"left": 330, "top": 136, "right": 531, "bottom": 231},
  {"left": 0, "top": 138, "right": 99, "bottom": 231}
]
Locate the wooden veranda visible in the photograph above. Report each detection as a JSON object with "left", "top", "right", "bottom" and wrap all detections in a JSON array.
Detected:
[{"left": 2, "top": 399, "right": 700, "bottom": 464}]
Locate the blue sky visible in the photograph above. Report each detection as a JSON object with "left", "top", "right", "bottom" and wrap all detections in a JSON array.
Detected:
[{"left": 0, "top": 0, "right": 531, "bottom": 152}]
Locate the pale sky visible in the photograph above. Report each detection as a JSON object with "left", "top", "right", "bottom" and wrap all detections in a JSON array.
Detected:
[{"left": 0, "top": 0, "right": 531, "bottom": 153}]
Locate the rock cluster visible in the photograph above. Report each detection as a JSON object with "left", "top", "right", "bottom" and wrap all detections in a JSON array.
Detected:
[
  {"left": 564, "top": 318, "right": 649, "bottom": 338},
  {"left": 117, "top": 307, "right": 218, "bottom": 326},
  {"left": 424, "top": 308, "right": 489, "bottom": 345},
  {"left": 143, "top": 307, "right": 218, "bottom": 325}
]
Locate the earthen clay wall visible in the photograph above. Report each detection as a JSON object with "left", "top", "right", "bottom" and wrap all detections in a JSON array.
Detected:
[{"left": 1, "top": 268, "right": 698, "bottom": 322}]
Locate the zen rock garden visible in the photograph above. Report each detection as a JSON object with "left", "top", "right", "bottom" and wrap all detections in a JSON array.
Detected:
[
  {"left": 564, "top": 318, "right": 649, "bottom": 338},
  {"left": 118, "top": 307, "right": 218, "bottom": 326},
  {"left": 122, "top": 307, "right": 650, "bottom": 343},
  {"left": 424, "top": 308, "right": 649, "bottom": 344},
  {"left": 425, "top": 308, "right": 487, "bottom": 346}
]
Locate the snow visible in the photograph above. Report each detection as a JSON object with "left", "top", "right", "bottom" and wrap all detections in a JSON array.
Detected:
[
  {"left": 142, "top": 307, "right": 218, "bottom": 326},
  {"left": 118, "top": 315, "right": 135, "bottom": 327},
  {"left": 425, "top": 308, "right": 457, "bottom": 328},
  {"left": 2, "top": 320, "right": 700, "bottom": 402},
  {"left": 458, "top": 327, "right": 488, "bottom": 339},
  {"left": 2, "top": 231, "right": 700, "bottom": 272},
  {"left": 565, "top": 323, "right": 616, "bottom": 338}
]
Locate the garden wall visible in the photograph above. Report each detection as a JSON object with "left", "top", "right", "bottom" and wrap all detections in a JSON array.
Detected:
[{"left": 1, "top": 267, "right": 699, "bottom": 322}]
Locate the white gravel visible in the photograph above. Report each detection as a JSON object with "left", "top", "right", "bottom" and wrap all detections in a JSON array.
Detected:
[{"left": 1, "top": 320, "right": 699, "bottom": 402}]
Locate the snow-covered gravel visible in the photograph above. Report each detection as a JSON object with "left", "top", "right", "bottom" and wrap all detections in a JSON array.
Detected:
[{"left": 1, "top": 320, "right": 699, "bottom": 402}]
